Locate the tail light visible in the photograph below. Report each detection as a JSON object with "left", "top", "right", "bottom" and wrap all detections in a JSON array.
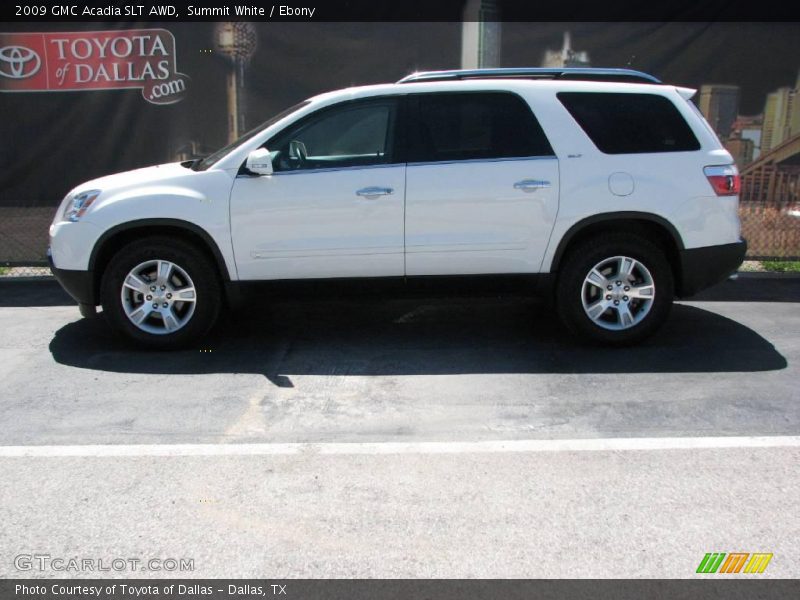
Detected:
[{"left": 704, "top": 165, "right": 740, "bottom": 196}]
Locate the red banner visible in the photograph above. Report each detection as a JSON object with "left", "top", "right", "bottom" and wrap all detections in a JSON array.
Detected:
[{"left": 0, "top": 29, "right": 188, "bottom": 105}]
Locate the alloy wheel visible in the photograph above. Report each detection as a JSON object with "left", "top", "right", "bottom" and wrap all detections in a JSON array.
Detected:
[
  {"left": 120, "top": 259, "right": 197, "bottom": 335},
  {"left": 580, "top": 255, "right": 655, "bottom": 331}
]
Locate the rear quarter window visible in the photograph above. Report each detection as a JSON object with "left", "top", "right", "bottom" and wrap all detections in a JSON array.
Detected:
[{"left": 557, "top": 92, "right": 701, "bottom": 154}]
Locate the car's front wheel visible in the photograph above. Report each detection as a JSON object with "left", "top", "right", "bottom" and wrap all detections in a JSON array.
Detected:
[
  {"left": 556, "top": 233, "right": 674, "bottom": 345},
  {"left": 100, "top": 237, "right": 221, "bottom": 349}
]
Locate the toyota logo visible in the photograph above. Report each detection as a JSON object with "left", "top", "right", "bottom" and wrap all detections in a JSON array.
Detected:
[{"left": 0, "top": 45, "right": 41, "bottom": 79}]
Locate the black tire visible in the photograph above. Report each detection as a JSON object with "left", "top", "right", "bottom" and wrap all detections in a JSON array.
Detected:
[
  {"left": 555, "top": 232, "right": 674, "bottom": 345},
  {"left": 100, "top": 236, "right": 221, "bottom": 349}
]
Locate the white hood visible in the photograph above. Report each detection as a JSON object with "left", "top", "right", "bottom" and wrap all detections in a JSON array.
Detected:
[{"left": 68, "top": 162, "right": 191, "bottom": 196}]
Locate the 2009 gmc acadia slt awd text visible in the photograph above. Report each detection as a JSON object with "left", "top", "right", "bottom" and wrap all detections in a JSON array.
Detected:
[{"left": 48, "top": 68, "right": 747, "bottom": 348}]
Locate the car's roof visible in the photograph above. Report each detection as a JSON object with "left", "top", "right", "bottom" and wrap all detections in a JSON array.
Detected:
[
  {"left": 396, "top": 67, "right": 662, "bottom": 85},
  {"left": 308, "top": 78, "right": 684, "bottom": 106}
]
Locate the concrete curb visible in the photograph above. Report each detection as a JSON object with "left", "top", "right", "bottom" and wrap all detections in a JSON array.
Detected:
[
  {"left": 0, "top": 276, "right": 55, "bottom": 283},
  {"left": 736, "top": 271, "right": 800, "bottom": 280}
]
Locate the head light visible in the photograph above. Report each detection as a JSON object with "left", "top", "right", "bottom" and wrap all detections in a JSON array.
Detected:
[{"left": 63, "top": 190, "right": 101, "bottom": 222}]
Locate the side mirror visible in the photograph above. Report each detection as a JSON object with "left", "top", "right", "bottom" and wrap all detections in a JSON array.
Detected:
[{"left": 245, "top": 148, "right": 273, "bottom": 176}]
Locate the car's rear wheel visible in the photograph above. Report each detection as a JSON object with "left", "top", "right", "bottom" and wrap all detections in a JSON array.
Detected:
[
  {"left": 100, "top": 237, "right": 221, "bottom": 349},
  {"left": 556, "top": 233, "right": 674, "bottom": 345}
]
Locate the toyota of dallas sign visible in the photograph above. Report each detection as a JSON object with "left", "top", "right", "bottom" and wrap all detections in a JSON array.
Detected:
[{"left": 0, "top": 29, "right": 189, "bottom": 105}]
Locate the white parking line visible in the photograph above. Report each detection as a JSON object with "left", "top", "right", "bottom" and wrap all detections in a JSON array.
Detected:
[{"left": 1, "top": 436, "right": 799, "bottom": 458}]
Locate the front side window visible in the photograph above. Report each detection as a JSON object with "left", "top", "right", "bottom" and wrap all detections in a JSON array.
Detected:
[
  {"left": 268, "top": 99, "right": 397, "bottom": 172},
  {"left": 407, "top": 92, "right": 554, "bottom": 163},
  {"left": 557, "top": 92, "right": 701, "bottom": 154}
]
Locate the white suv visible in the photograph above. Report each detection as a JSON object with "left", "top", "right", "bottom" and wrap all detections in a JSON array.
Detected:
[{"left": 49, "top": 68, "right": 746, "bottom": 348}]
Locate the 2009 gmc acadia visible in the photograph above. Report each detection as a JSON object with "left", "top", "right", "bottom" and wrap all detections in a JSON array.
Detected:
[{"left": 49, "top": 68, "right": 747, "bottom": 348}]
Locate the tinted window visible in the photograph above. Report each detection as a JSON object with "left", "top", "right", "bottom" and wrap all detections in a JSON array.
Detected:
[
  {"left": 408, "top": 92, "right": 553, "bottom": 163},
  {"left": 269, "top": 100, "right": 396, "bottom": 172},
  {"left": 557, "top": 92, "right": 700, "bottom": 154}
]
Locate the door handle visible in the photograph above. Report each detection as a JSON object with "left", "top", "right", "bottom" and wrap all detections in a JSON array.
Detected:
[
  {"left": 514, "top": 179, "right": 551, "bottom": 191},
  {"left": 356, "top": 186, "right": 394, "bottom": 198}
]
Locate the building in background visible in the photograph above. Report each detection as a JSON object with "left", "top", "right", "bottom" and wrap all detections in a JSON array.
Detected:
[
  {"left": 698, "top": 84, "right": 740, "bottom": 139},
  {"left": 541, "top": 32, "right": 590, "bottom": 68},
  {"left": 724, "top": 133, "right": 755, "bottom": 167},
  {"left": 730, "top": 114, "right": 764, "bottom": 163},
  {"left": 761, "top": 81, "right": 800, "bottom": 153},
  {"left": 740, "top": 71, "right": 800, "bottom": 212},
  {"left": 461, "top": 0, "right": 501, "bottom": 69}
]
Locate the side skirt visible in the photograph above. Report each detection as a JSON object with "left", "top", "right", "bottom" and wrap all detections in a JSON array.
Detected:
[{"left": 225, "top": 274, "right": 555, "bottom": 306}]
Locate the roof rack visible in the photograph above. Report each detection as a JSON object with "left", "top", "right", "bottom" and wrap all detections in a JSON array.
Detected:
[{"left": 396, "top": 68, "right": 662, "bottom": 85}]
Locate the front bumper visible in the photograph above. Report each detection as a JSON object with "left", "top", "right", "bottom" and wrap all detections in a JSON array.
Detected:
[
  {"left": 48, "top": 248, "right": 96, "bottom": 306},
  {"left": 678, "top": 238, "right": 747, "bottom": 297}
]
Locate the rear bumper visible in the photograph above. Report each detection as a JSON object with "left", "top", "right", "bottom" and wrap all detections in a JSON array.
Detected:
[
  {"left": 678, "top": 238, "right": 747, "bottom": 297},
  {"left": 48, "top": 248, "right": 96, "bottom": 305}
]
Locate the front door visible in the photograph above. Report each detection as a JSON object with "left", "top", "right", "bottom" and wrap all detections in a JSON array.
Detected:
[{"left": 230, "top": 97, "right": 405, "bottom": 280}]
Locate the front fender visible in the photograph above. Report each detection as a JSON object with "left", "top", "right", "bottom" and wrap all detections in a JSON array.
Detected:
[{"left": 82, "top": 170, "right": 237, "bottom": 279}]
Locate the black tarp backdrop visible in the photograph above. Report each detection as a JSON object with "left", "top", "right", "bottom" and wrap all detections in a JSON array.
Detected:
[
  {"left": 0, "top": 22, "right": 463, "bottom": 210},
  {"left": 1, "top": 21, "right": 800, "bottom": 261}
]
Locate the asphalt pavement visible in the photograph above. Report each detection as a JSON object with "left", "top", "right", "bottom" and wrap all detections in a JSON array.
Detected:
[{"left": 0, "top": 275, "right": 798, "bottom": 577}]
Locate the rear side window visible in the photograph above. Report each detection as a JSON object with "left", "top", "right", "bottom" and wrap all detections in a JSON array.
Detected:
[
  {"left": 408, "top": 92, "right": 554, "bottom": 163},
  {"left": 557, "top": 92, "right": 701, "bottom": 154}
]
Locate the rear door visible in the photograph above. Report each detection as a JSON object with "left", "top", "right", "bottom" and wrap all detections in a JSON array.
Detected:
[{"left": 404, "top": 91, "right": 559, "bottom": 275}]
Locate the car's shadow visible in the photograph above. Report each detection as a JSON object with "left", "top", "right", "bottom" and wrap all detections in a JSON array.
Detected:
[{"left": 49, "top": 297, "right": 787, "bottom": 385}]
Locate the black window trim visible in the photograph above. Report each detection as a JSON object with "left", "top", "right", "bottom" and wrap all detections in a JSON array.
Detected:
[
  {"left": 243, "top": 91, "right": 556, "bottom": 174},
  {"left": 405, "top": 90, "right": 556, "bottom": 166},
  {"left": 556, "top": 91, "right": 701, "bottom": 155}
]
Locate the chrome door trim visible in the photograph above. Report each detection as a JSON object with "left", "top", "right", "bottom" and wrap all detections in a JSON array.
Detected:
[{"left": 406, "top": 155, "right": 558, "bottom": 168}]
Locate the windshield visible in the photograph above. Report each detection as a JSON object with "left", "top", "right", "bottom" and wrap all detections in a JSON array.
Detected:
[{"left": 193, "top": 101, "right": 311, "bottom": 171}]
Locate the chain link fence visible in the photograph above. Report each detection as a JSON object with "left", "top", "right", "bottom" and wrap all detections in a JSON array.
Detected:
[
  {"left": 740, "top": 202, "right": 800, "bottom": 260},
  {"left": 1, "top": 202, "right": 799, "bottom": 279},
  {"left": 0, "top": 207, "right": 52, "bottom": 278}
]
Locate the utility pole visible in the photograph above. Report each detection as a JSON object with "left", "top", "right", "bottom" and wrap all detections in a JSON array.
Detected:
[
  {"left": 214, "top": 23, "right": 257, "bottom": 143},
  {"left": 461, "top": 0, "right": 501, "bottom": 69}
]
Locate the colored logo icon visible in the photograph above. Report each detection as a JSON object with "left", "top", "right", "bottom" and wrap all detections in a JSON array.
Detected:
[{"left": 697, "top": 552, "right": 773, "bottom": 574}]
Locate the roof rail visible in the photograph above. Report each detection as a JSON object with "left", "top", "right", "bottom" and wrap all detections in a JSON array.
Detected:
[{"left": 396, "top": 68, "right": 662, "bottom": 85}]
